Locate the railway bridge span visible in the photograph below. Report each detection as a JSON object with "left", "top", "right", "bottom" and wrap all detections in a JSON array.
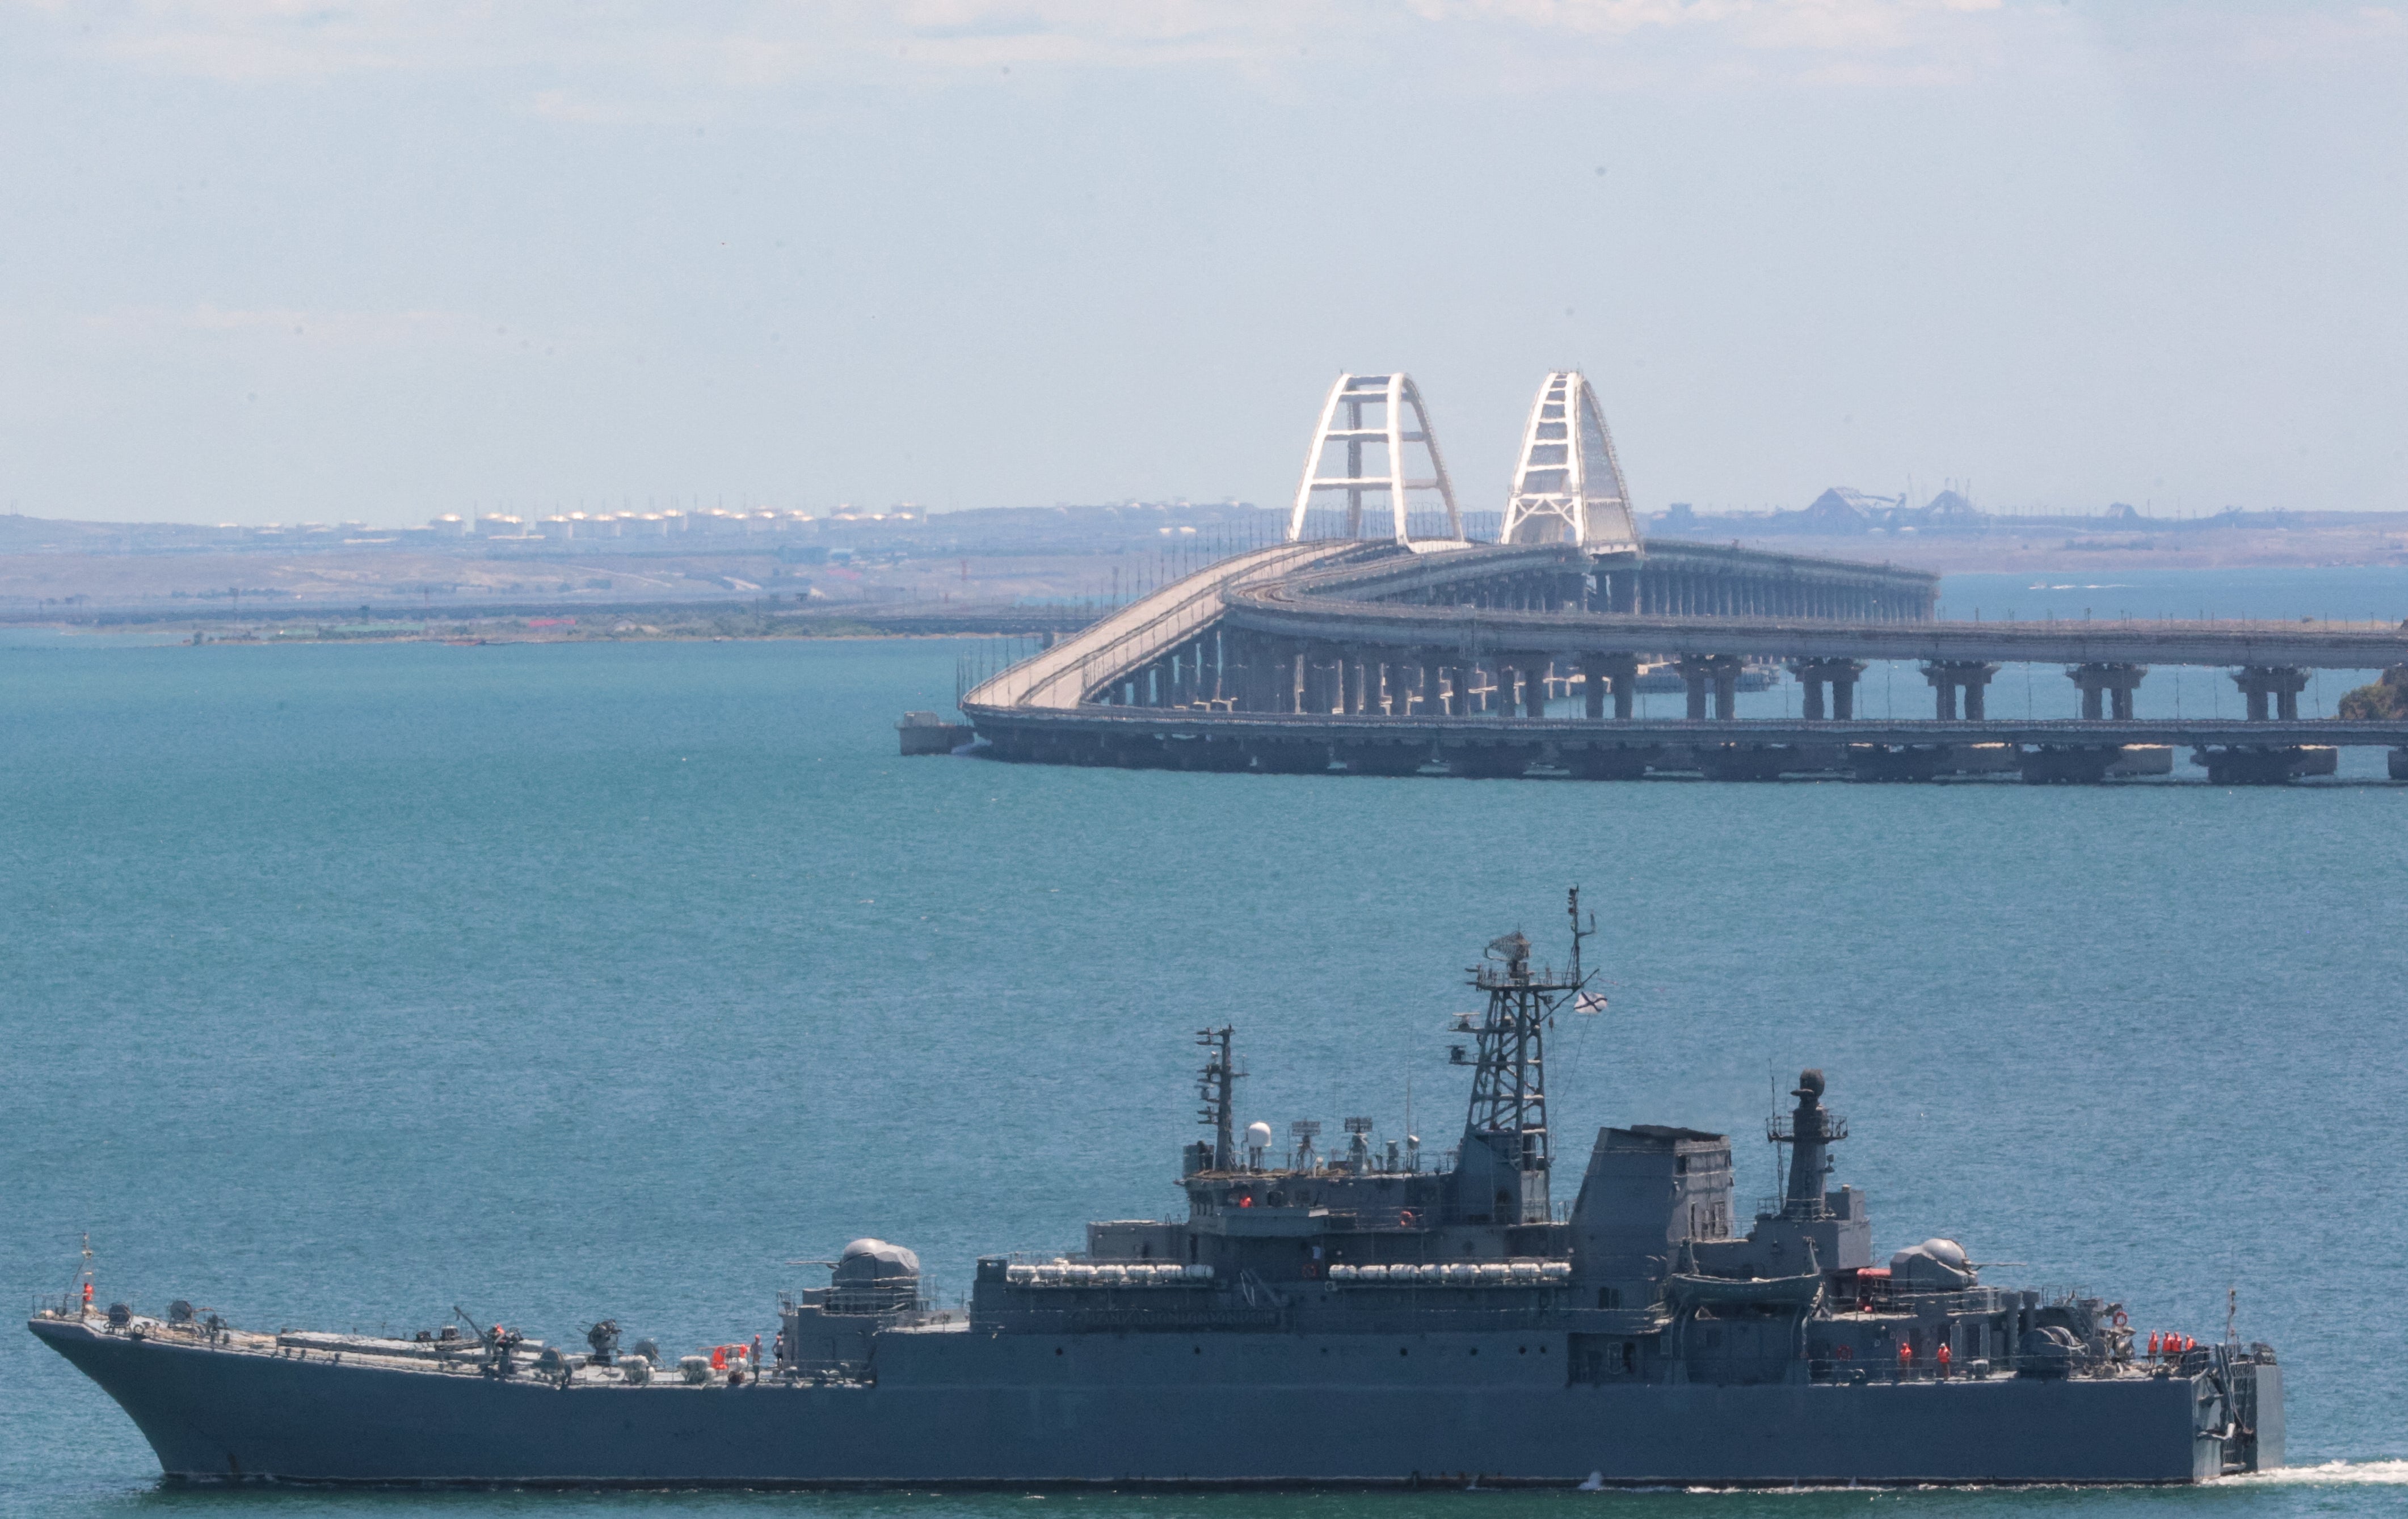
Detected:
[
  {"left": 957, "top": 368, "right": 2407, "bottom": 782},
  {"left": 959, "top": 537, "right": 2408, "bottom": 783}
]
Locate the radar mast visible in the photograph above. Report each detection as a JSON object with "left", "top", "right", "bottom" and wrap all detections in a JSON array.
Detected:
[{"left": 1454, "top": 887, "right": 1597, "bottom": 1225}]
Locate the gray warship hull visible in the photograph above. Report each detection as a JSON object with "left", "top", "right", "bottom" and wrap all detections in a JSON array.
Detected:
[
  {"left": 33, "top": 1315, "right": 2272, "bottom": 1487},
  {"left": 33, "top": 905, "right": 2284, "bottom": 1488}
]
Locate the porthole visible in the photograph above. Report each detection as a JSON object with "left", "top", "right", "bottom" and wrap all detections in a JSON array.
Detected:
[{"left": 1054, "top": 1348, "right": 1064, "bottom": 1356}]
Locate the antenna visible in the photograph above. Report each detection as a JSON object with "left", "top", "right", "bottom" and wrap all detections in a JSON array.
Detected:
[
  {"left": 1567, "top": 884, "right": 1594, "bottom": 986},
  {"left": 1290, "top": 1119, "right": 1323, "bottom": 1170}
]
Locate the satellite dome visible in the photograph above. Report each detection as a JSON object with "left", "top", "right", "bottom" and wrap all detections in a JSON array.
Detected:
[{"left": 1245, "top": 1121, "right": 1273, "bottom": 1148}]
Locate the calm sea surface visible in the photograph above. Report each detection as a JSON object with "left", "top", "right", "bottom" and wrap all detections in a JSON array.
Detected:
[{"left": 4, "top": 566, "right": 2406, "bottom": 1516}]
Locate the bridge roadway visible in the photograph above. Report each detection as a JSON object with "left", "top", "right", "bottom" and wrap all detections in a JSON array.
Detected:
[
  {"left": 959, "top": 541, "right": 2408, "bottom": 781},
  {"left": 1231, "top": 542, "right": 2407, "bottom": 669}
]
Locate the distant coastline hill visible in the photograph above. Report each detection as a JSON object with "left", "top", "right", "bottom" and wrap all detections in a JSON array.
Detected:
[{"left": 1650, "top": 492, "right": 2408, "bottom": 539}]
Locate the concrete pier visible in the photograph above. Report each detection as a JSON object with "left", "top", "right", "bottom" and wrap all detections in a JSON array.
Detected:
[
  {"left": 1582, "top": 653, "right": 1639, "bottom": 719},
  {"left": 1677, "top": 654, "right": 1746, "bottom": 720},
  {"left": 1791, "top": 658, "right": 1865, "bottom": 721},
  {"left": 2069, "top": 663, "right": 2146, "bottom": 720},
  {"left": 1922, "top": 661, "right": 1999, "bottom": 721},
  {"left": 2232, "top": 665, "right": 2311, "bottom": 721}
]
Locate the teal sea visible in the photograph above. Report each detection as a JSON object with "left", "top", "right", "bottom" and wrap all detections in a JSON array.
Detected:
[{"left": 4, "top": 565, "right": 2406, "bottom": 1516}]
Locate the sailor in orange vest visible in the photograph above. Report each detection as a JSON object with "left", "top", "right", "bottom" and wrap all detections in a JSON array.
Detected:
[
  {"left": 1937, "top": 1341, "right": 1952, "bottom": 1379},
  {"left": 2147, "top": 1330, "right": 2161, "bottom": 1362},
  {"left": 1897, "top": 1340, "right": 1914, "bottom": 1377}
]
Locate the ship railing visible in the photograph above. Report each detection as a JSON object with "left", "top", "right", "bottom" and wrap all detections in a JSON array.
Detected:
[
  {"left": 1766, "top": 1112, "right": 1849, "bottom": 1143},
  {"left": 1811, "top": 1361, "right": 2001, "bottom": 1385}
]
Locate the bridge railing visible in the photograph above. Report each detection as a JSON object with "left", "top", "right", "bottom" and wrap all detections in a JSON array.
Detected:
[{"left": 966, "top": 542, "right": 1366, "bottom": 710}]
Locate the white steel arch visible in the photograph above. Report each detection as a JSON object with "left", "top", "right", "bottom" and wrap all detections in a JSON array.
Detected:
[
  {"left": 1500, "top": 372, "right": 1638, "bottom": 550},
  {"left": 1285, "top": 373, "right": 1462, "bottom": 544}
]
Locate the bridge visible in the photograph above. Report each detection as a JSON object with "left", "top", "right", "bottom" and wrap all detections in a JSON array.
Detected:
[{"left": 960, "top": 372, "right": 2408, "bottom": 783}]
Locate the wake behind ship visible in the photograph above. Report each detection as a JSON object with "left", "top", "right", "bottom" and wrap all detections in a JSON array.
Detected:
[{"left": 33, "top": 894, "right": 2279, "bottom": 1487}]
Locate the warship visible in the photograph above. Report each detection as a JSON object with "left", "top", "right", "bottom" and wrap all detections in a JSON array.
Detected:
[{"left": 33, "top": 893, "right": 2279, "bottom": 1487}]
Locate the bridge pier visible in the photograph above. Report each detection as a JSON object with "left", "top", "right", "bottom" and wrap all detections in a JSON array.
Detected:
[
  {"left": 1581, "top": 653, "right": 1639, "bottom": 719},
  {"left": 2192, "top": 744, "right": 2335, "bottom": 784},
  {"left": 1556, "top": 741, "right": 1658, "bottom": 779},
  {"left": 1923, "top": 661, "right": 1999, "bottom": 720},
  {"left": 2069, "top": 663, "right": 2146, "bottom": 720},
  {"left": 1791, "top": 658, "right": 1866, "bottom": 721},
  {"left": 2232, "top": 665, "right": 2310, "bottom": 721},
  {"left": 1676, "top": 655, "right": 1745, "bottom": 719}
]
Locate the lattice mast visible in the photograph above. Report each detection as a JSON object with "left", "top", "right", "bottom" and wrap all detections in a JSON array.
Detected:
[
  {"left": 1501, "top": 371, "right": 1639, "bottom": 549},
  {"left": 1195, "top": 1026, "right": 1241, "bottom": 1171},
  {"left": 1286, "top": 373, "right": 1462, "bottom": 544},
  {"left": 1455, "top": 888, "right": 1597, "bottom": 1222}
]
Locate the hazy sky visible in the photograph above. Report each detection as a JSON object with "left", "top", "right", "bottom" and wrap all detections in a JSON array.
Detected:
[{"left": 1, "top": 2, "right": 2401, "bottom": 526}]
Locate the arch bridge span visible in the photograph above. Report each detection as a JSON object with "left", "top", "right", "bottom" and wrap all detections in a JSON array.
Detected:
[{"left": 959, "top": 540, "right": 2408, "bottom": 784}]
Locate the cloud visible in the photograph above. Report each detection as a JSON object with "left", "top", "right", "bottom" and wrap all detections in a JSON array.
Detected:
[
  {"left": 16, "top": 0, "right": 2399, "bottom": 99},
  {"left": 18, "top": 0, "right": 2016, "bottom": 87},
  {"left": 77, "top": 304, "right": 490, "bottom": 346}
]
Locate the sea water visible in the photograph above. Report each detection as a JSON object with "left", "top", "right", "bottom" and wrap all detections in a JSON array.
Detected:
[{"left": 2, "top": 567, "right": 2405, "bottom": 1516}]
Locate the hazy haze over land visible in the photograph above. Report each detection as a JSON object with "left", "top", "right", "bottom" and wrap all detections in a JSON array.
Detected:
[{"left": 0, "top": 2, "right": 2401, "bottom": 526}]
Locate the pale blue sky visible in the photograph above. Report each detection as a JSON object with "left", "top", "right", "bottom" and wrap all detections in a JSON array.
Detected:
[{"left": 0, "top": 2, "right": 2401, "bottom": 525}]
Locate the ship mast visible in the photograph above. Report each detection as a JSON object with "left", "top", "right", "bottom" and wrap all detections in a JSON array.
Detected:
[
  {"left": 1195, "top": 1026, "right": 1240, "bottom": 1171},
  {"left": 1456, "top": 888, "right": 1594, "bottom": 1224}
]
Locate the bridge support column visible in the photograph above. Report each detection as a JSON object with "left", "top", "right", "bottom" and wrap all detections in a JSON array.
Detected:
[
  {"left": 1791, "top": 658, "right": 1866, "bottom": 721},
  {"left": 1302, "top": 643, "right": 1338, "bottom": 715},
  {"left": 1498, "top": 661, "right": 1522, "bottom": 718},
  {"left": 1582, "top": 654, "right": 1639, "bottom": 720},
  {"left": 2232, "top": 665, "right": 2309, "bottom": 721},
  {"left": 1923, "top": 661, "right": 1999, "bottom": 720},
  {"left": 1519, "top": 659, "right": 1548, "bottom": 719},
  {"left": 2068, "top": 663, "right": 2146, "bottom": 720},
  {"left": 1676, "top": 655, "right": 1745, "bottom": 720}
]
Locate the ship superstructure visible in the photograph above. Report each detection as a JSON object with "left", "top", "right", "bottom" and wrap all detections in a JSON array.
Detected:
[{"left": 31, "top": 894, "right": 2280, "bottom": 1487}]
